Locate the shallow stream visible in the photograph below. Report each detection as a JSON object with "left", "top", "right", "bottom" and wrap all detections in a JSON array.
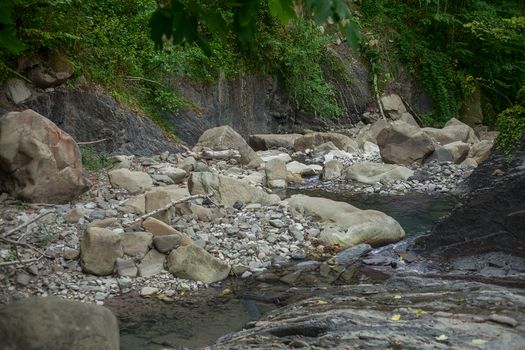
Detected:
[{"left": 109, "top": 191, "right": 460, "bottom": 349}]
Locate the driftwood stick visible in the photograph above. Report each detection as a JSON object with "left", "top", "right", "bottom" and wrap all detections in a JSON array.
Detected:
[
  {"left": 77, "top": 138, "right": 109, "bottom": 145},
  {"left": 399, "top": 95, "right": 423, "bottom": 126},
  {"left": 0, "top": 257, "right": 42, "bottom": 268},
  {"left": 198, "top": 149, "right": 241, "bottom": 160},
  {"left": 0, "top": 236, "right": 52, "bottom": 259},
  {"left": 3, "top": 211, "right": 54, "bottom": 238},
  {"left": 126, "top": 193, "right": 213, "bottom": 226},
  {"left": 373, "top": 74, "right": 386, "bottom": 120}
]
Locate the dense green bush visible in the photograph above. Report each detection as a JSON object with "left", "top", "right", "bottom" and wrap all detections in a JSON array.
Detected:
[{"left": 359, "top": 0, "right": 525, "bottom": 128}]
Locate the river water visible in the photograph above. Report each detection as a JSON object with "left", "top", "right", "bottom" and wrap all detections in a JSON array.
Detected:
[{"left": 108, "top": 191, "right": 459, "bottom": 349}]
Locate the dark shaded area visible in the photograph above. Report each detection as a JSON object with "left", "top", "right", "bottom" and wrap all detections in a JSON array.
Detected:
[
  {"left": 17, "top": 87, "right": 181, "bottom": 156},
  {"left": 416, "top": 136, "right": 525, "bottom": 258}
]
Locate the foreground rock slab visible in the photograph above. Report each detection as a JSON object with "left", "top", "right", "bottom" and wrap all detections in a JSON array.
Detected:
[
  {"left": 0, "top": 297, "right": 119, "bottom": 350},
  {"left": 0, "top": 109, "right": 90, "bottom": 203},
  {"left": 216, "top": 276, "right": 525, "bottom": 349}
]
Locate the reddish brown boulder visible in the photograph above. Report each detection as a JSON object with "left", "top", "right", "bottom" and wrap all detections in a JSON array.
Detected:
[{"left": 0, "top": 109, "right": 90, "bottom": 203}]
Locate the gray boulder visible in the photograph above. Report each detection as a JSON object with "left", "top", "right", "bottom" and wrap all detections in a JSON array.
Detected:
[
  {"left": 4, "top": 78, "right": 32, "bottom": 104},
  {"left": 189, "top": 172, "right": 280, "bottom": 207},
  {"left": 108, "top": 168, "right": 153, "bottom": 194},
  {"left": 80, "top": 227, "right": 123, "bottom": 276},
  {"left": 194, "top": 125, "right": 262, "bottom": 165},
  {"left": 322, "top": 160, "right": 344, "bottom": 180},
  {"left": 265, "top": 158, "right": 287, "bottom": 188},
  {"left": 167, "top": 244, "right": 230, "bottom": 283},
  {"left": 138, "top": 249, "right": 166, "bottom": 278},
  {"left": 249, "top": 134, "right": 302, "bottom": 151},
  {"left": 287, "top": 195, "right": 405, "bottom": 248},
  {"left": 345, "top": 162, "right": 414, "bottom": 185},
  {"left": 422, "top": 118, "right": 479, "bottom": 145},
  {"left": 0, "top": 297, "right": 119, "bottom": 350},
  {"left": 377, "top": 121, "right": 435, "bottom": 165},
  {"left": 294, "top": 132, "right": 359, "bottom": 153},
  {"left": 0, "top": 109, "right": 90, "bottom": 203}
]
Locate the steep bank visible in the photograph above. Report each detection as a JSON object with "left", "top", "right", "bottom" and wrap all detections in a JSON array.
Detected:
[{"left": 416, "top": 135, "right": 525, "bottom": 258}]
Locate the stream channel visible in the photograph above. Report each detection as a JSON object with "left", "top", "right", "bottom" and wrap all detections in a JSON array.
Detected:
[{"left": 106, "top": 190, "right": 459, "bottom": 350}]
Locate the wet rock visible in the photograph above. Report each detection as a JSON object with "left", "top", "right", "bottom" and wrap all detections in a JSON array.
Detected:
[
  {"left": 335, "top": 244, "right": 372, "bottom": 265},
  {"left": 108, "top": 169, "right": 153, "bottom": 194},
  {"left": 0, "top": 109, "right": 91, "bottom": 203},
  {"left": 167, "top": 244, "right": 230, "bottom": 283},
  {"left": 189, "top": 172, "right": 280, "bottom": 207},
  {"left": 194, "top": 125, "right": 262, "bottom": 165},
  {"left": 345, "top": 162, "right": 414, "bottom": 185},
  {"left": 0, "top": 297, "right": 119, "bottom": 350},
  {"left": 80, "top": 227, "right": 123, "bottom": 276}
]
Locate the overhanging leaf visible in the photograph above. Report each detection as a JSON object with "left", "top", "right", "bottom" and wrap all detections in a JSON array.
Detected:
[
  {"left": 342, "top": 20, "right": 361, "bottom": 52},
  {"left": 268, "top": 0, "right": 296, "bottom": 24}
]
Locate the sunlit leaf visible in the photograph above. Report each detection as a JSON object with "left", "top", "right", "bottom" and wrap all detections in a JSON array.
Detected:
[
  {"left": 391, "top": 314, "right": 401, "bottom": 321},
  {"left": 0, "top": 27, "right": 26, "bottom": 54},
  {"left": 471, "top": 339, "right": 488, "bottom": 345},
  {"left": 435, "top": 334, "right": 449, "bottom": 342},
  {"left": 268, "top": 0, "right": 296, "bottom": 24}
]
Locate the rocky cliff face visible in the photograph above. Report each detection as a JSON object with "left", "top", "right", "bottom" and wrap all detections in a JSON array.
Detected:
[
  {"left": 17, "top": 86, "right": 181, "bottom": 156},
  {"left": 416, "top": 136, "right": 525, "bottom": 258}
]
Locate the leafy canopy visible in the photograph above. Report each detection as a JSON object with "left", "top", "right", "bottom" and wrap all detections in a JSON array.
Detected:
[{"left": 149, "top": 0, "right": 361, "bottom": 53}]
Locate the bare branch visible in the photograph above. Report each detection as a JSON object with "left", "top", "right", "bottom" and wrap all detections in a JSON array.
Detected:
[{"left": 3, "top": 211, "right": 54, "bottom": 238}]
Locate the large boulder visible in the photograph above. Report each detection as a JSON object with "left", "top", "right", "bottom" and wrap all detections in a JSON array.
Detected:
[
  {"left": 380, "top": 94, "right": 406, "bottom": 120},
  {"left": 355, "top": 119, "right": 390, "bottom": 147},
  {"left": 0, "top": 297, "right": 119, "bottom": 350},
  {"left": 0, "top": 109, "right": 90, "bottom": 203},
  {"left": 194, "top": 126, "right": 262, "bottom": 165},
  {"left": 108, "top": 169, "right": 153, "bottom": 194},
  {"left": 287, "top": 195, "right": 405, "bottom": 248},
  {"left": 376, "top": 120, "right": 435, "bottom": 165},
  {"left": 167, "top": 244, "right": 230, "bottom": 283},
  {"left": 345, "top": 162, "right": 414, "bottom": 185},
  {"left": 80, "top": 227, "right": 123, "bottom": 276},
  {"left": 469, "top": 140, "right": 493, "bottom": 165},
  {"left": 422, "top": 118, "right": 479, "bottom": 145},
  {"left": 188, "top": 172, "right": 280, "bottom": 207},
  {"left": 294, "top": 132, "right": 359, "bottom": 153},
  {"left": 249, "top": 134, "right": 302, "bottom": 151},
  {"left": 443, "top": 141, "right": 470, "bottom": 164}
]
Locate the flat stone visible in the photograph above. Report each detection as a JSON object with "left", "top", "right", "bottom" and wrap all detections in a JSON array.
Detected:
[
  {"left": 138, "top": 249, "right": 166, "bottom": 278},
  {"left": 140, "top": 287, "right": 159, "bottom": 296},
  {"left": 116, "top": 258, "right": 138, "bottom": 277},
  {"left": 120, "top": 231, "right": 152, "bottom": 257}
]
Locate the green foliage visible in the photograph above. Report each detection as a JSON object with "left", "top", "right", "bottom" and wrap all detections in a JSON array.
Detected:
[
  {"left": 149, "top": 0, "right": 361, "bottom": 52},
  {"left": 495, "top": 105, "right": 525, "bottom": 157},
  {"left": 359, "top": 0, "right": 525, "bottom": 127},
  {"left": 260, "top": 20, "right": 343, "bottom": 118},
  {"left": 79, "top": 145, "right": 110, "bottom": 172}
]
